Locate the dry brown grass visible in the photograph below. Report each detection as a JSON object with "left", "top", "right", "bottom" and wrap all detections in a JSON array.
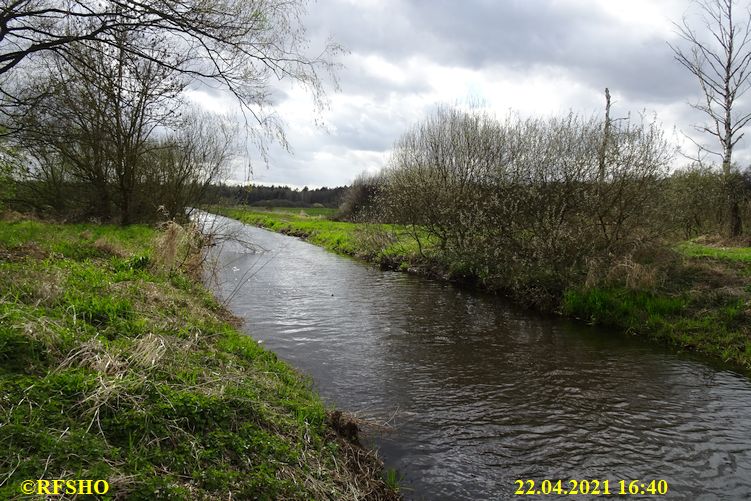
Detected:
[
  {"left": 57, "top": 337, "right": 125, "bottom": 376},
  {"left": 93, "top": 237, "right": 128, "bottom": 257},
  {"left": 279, "top": 410, "right": 401, "bottom": 501},
  {"left": 680, "top": 259, "right": 747, "bottom": 290},
  {"left": 584, "top": 246, "right": 682, "bottom": 291},
  {"left": 606, "top": 255, "right": 664, "bottom": 290},
  {"left": 127, "top": 333, "right": 169, "bottom": 369},
  {"left": 152, "top": 221, "right": 207, "bottom": 278},
  {"left": 0, "top": 241, "right": 48, "bottom": 261},
  {"left": 0, "top": 267, "right": 63, "bottom": 307},
  {"left": 0, "top": 210, "right": 35, "bottom": 222}
]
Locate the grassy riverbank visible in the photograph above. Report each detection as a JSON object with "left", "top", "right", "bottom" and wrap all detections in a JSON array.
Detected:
[
  {"left": 211, "top": 206, "right": 751, "bottom": 373},
  {"left": 0, "top": 216, "right": 398, "bottom": 500},
  {"left": 210, "top": 206, "right": 428, "bottom": 271}
]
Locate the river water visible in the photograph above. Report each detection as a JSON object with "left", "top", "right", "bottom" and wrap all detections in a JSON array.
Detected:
[{"left": 201, "top": 213, "right": 751, "bottom": 500}]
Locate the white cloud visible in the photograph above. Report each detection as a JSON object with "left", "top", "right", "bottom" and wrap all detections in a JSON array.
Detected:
[{"left": 187, "top": 0, "right": 751, "bottom": 187}]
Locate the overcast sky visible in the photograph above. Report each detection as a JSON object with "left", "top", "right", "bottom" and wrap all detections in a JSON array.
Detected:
[{"left": 189, "top": 0, "right": 748, "bottom": 188}]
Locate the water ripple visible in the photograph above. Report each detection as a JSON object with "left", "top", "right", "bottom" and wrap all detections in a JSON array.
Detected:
[{"left": 199, "top": 213, "right": 751, "bottom": 500}]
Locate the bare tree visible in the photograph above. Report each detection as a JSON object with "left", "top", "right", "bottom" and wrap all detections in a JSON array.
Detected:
[
  {"left": 0, "top": 127, "right": 18, "bottom": 209},
  {"left": 11, "top": 31, "right": 188, "bottom": 222},
  {"left": 12, "top": 42, "right": 236, "bottom": 222},
  {"left": 338, "top": 172, "right": 384, "bottom": 222},
  {"left": 0, "top": 0, "right": 342, "bottom": 133},
  {"left": 670, "top": 0, "right": 751, "bottom": 236},
  {"left": 147, "top": 110, "right": 238, "bottom": 221}
]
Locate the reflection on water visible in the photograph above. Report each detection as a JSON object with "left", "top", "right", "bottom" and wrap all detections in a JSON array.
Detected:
[{"left": 202, "top": 213, "right": 751, "bottom": 500}]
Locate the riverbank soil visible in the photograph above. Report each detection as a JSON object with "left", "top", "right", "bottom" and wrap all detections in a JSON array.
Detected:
[
  {"left": 0, "top": 216, "right": 398, "bottom": 500},
  {"left": 210, "top": 206, "right": 751, "bottom": 373}
]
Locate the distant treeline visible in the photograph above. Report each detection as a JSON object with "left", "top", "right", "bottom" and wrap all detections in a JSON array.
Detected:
[
  {"left": 4, "top": 180, "right": 348, "bottom": 220},
  {"left": 204, "top": 183, "right": 347, "bottom": 208}
]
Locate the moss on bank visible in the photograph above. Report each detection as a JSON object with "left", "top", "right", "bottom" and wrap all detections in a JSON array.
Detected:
[
  {"left": 0, "top": 218, "right": 398, "bottom": 500},
  {"left": 210, "top": 206, "right": 751, "bottom": 373}
]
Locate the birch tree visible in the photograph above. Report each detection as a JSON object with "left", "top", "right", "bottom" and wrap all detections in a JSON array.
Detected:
[{"left": 670, "top": 0, "right": 751, "bottom": 236}]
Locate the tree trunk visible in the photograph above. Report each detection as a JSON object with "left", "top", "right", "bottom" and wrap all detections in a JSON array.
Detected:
[
  {"left": 729, "top": 196, "right": 742, "bottom": 236},
  {"left": 94, "top": 176, "right": 110, "bottom": 221},
  {"left": 598, "top": 88, "right": 611, "bottom": 184},
  {"left": 723, "top": 149, "right": 742, "bottom": 237},
  {"left": 723, "top": 61, "right": 741, "bottom": 237},
  {"left": 725, "top": 167, "right": 743, "bottom": 237},
  {"left": 120, "top": 189, "right": 131, "bottom": 226}
]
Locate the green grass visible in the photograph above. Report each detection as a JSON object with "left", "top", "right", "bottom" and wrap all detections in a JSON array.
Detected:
[
  {"left": 254, "top": 207, "right": 339, "bottom": 217},
  {"left": 0, "top": 218, "right": 396, "bottom": 500},
  {"left": 210, "top": 205, "right": 431, "bottom": 268},
  {"left": 561, "top": 288, "right": 689, "bottom": 329},
  {"left": 677, "top": 241, "right": 751, "bottom": 262},
  {"left": 562, "top": 272, "right": 751, "bottom": 370},
  {"left": 0, "top": 219, "right": 155, "bottom": 257}
]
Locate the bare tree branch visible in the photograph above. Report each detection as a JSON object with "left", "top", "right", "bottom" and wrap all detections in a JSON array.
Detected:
[
  {"left": 0, "top": 1, "right": 343, "bottom": 114},
  {"left": 670, "top": 0, "right": 750, "bottom": 236}
]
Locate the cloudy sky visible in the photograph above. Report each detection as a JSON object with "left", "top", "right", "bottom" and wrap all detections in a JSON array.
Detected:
[{"left": 191, "top": 0, "right": 744, "bottom": 188}]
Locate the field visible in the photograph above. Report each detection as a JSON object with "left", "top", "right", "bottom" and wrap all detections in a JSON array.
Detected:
[
  {"left": 257, "top": 207, "right": 339, "bottom": 218},
  {"left": 0, "top": 217, "right": 397, "bottom": 500}
]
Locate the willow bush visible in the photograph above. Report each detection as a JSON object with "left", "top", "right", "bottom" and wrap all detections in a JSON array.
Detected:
[{"left": 378, "top": 106, "right": 674, "bottom": 305}]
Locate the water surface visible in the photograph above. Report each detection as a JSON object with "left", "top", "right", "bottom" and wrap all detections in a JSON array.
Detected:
[{"left": 203, "top": 213, "right": 751, "bottom": 500}]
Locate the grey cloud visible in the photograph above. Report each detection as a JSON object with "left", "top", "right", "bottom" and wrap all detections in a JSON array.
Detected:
[
  {"left": 329, "top": 106, "right": 412, "bottom": 151},
  {"left": 233, "top": 0, "right": 740, "bottom": 186},
  {"left": 309, "top": 0, "right": 696, "bottom": 103},
  {"left": 338, "top": 57, "right": 432, "bottom": 101},
  {"left": 305, "top": 1, "right": 424, "bottom": 61},
  {"left": 405, "top": 0, "right": 696, "bottom": 102}
]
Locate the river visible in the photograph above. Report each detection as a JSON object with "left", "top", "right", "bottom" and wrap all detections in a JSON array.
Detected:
[{"left": 201, "top": 213, "right": 751, "bottom": 500}]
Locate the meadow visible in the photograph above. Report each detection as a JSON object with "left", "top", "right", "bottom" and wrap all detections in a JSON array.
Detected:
[
  {"left": 210, "top": 206, "right": 431, "bottom": 271},
  {"left": 0, "top": 217, "right": 397, "bottom": 499}
]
